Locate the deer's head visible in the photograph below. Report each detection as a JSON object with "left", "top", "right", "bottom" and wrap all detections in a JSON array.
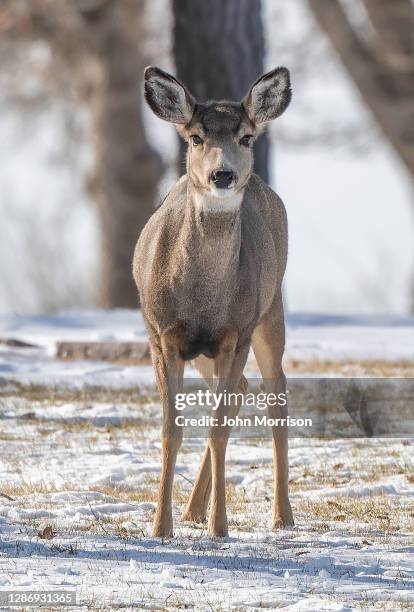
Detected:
[{"left": 144, "top": 66, "right": 291, "bottom": 203}]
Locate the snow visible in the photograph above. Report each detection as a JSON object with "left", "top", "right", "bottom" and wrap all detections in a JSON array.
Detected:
[
  {"left": 0, "top": 310, "right": 413, "bottom": 392},
  {"left": 287, "top": 313, "right": 414, "bottom": 362},
  {"left": 1, "top": 0, "right": 414, "bottom": 605},
  {"left": 0, "top": 348, "right": 156, "bottom": 392},
  {"left": 300, "top": 479, "right": 412, "bottom": 499},
  {"left": 0, "top": 398, "right": 413, "bottom": 609},
  {"left": 0, "top": 309, "right": 147, "bottom": 354},
  {"left": 0, "top": 311, "right": 413, "bottom": 609}
]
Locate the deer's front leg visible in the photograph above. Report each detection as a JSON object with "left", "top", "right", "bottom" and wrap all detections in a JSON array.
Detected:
[
  {"left": 151, "top": 331, "right": 184, "bottom": 538},
  {"left": 267, "top": 372, "right": 294, "bottom": 529},
  {"left": 208, "top": 335, "right": 249, "bottom": 537}
]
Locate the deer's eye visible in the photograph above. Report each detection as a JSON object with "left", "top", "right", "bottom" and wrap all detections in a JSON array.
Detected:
[
  {"left": 239, "top": 135, "right": 253, "bottom": 147},
  {"left": 191, "top": 135, "right": 204, "bottom": 146}
]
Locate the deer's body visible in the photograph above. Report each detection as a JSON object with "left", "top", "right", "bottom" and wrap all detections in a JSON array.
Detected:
[
  {"left": 134, "top": 66, "right": 294, "bottom": 537},
  {"left": 135, "top": 174, "right": 286, "bottom": 359}
]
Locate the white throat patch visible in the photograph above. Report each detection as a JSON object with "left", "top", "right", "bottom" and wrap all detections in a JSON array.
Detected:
[{"left": 193, "top": 189, "right": 243, "bottom": 213}]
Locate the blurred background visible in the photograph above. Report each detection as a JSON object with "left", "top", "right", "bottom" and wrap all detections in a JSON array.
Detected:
[{"left": 0, "top": 0, "right": 413, "bottom": 316}]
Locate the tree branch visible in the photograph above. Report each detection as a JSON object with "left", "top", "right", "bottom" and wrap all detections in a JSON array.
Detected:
[
  {"left": 307, "top": 0, "right": 414, "bottom": 177},
  {"left": 362, "top": 0, "right": 414, "bottom": 60}
]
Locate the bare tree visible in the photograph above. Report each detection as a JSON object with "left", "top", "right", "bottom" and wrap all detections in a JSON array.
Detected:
[
  {"left": 307, "top": 0, "right": 414, "bottom": 179},
  {"left": 172, "top": 0, "right": 269, "bottom": 182},
  {"left": 1, "top": 0, "right": 162, "bottom": 308}
]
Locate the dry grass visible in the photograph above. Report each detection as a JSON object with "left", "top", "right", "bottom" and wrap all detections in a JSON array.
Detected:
[
  {"left": 300, "top": 496, "right": 414, "bottom": 533},
  {"left": 0, "top": 481, "right": 62, "bottom": 498},
  {"left": 0, "top": 481, "right": 177, "bottom": 505},
  {"left": 0, "top": 385, "right": 158, "bottom": 405},
  {"left": 285, "top": 358, "right": 414, "bottom": 377},
  {"left": 287, "top": 463, "right": 354, "bottom": 491},
  {"left": 0, "top": 431, "right": 27, "bottom": 441},
  {"left": 94, "top": 481, "right": 253, "bottom": 510},
  {"left": 0, "top": 409, "right": 156, "bottom": 449},
  {"left": 2, "top": 355, "right": 413, "bottom": 403},
  {"left": 89, "top": 481, "right": 191, "bottom": 507},
  {"left": 224, "top": 483, "right": 251, "bottom": 512},
  {"left": 365, "top": 461, "right": 409, "bottom": 481}
]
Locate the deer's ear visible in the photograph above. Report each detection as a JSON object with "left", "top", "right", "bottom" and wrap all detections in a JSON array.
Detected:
[
  {"left": 144, "top": 66, "right": 195, "bottom": 124},
  {"left": 242, "top": 67, "right": 291, "bottom": 125}
]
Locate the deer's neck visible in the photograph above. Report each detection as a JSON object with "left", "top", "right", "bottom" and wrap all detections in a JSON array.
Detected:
[{"left": 180, "top": 184, "right": 243, "bottom": 278}]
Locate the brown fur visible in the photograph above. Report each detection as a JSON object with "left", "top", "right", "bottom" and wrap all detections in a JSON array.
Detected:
[{"left": 134, "top": 66, "right": 294, "bottom": 537}]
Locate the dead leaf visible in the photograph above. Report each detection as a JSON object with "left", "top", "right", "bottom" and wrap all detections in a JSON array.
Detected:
[{"left": 38, "top": 526, "right": 54, "bottom": 540}]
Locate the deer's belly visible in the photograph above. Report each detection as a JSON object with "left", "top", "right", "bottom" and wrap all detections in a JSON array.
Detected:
[{"left": 177, "top": 327, "right": 221, "bottom": 361}]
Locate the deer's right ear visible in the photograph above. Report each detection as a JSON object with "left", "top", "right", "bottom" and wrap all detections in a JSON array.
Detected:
[{"left": 144, "top": 67, "right": 195, "bottom": 124}]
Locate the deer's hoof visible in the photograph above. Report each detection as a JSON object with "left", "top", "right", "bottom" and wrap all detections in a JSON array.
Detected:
[
  {"left": 272, "top": 514, "right": 294, "bottom": 530},
  {"left": 208, "top": 522, "right": 229, "bottom": 538},
  {"left": 152, "top": 520, "right": 173, "bottom": 539},
  {"left": 181, "top": 509, "right": 207, "bottom": 524},
  {"left": 181, "top": 508, "right": 207, "bottom": 523}
]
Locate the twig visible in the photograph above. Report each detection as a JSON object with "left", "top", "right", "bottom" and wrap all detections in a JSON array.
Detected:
[
  {"left": 0, "top": 492, "right": 14, "bottom": 501},
  {"left": 178, "top": 473, "right": 194, "bottom": 485},
  {"left": 87, "top": 499, "right": 110, "bottom": 536},
  {"left": 131, "top": 522, "right": 146, "bottom": 537}
]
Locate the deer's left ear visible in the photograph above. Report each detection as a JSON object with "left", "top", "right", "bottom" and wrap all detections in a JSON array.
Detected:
[{"left": 242, "top": 67, "right": 291, "bottom": 125}]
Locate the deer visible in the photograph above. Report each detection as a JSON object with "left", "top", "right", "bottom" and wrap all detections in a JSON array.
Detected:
[{"left": 133, "top": 65, "right": 294, "bottom": 538}]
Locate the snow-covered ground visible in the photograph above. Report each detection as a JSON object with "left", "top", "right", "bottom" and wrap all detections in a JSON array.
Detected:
[
  {"left": 0, "top": 399, "right": 413, "bottom": 609},
  {"left": 1, "top": 309, "right": 414, "bottom": 392},
  {"left": 0, "top": 310, "right": 413, "bottom": 609}
]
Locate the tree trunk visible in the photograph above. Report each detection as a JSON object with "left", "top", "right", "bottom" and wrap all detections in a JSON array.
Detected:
[
  {"left": 307, "top": 0, "right": 414, "bottom": 179},
  {"left": 81, "top": 0, "right": 162, "bottom": 308},
  {"left": 0, "top": 1, "right": 163, "bottom": 309},
  {"left": 172, "top": 0, "right": 269, "bottom": 182},
  {"left": 362, "top": 0, "right": 413, "bottom": 63}
]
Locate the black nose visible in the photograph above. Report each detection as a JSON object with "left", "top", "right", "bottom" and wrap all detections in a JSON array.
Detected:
[{"left": 211, "top": 170, "right": 235, "bottom": 189}]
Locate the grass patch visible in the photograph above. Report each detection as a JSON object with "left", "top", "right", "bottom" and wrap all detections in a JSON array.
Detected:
[
  {"left": 300, "top": 495, "right": 414, "bottom": 532},
  {"left": 0, "top": 481, "right": 63, "bottom": 498},
  {"left": 0, "top": 385, "right": 159, "bottom": 405},
  {"left": 285, "top": 358, "right": 414, "bottom": 377}
]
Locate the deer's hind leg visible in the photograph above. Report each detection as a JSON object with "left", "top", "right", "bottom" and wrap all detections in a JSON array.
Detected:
[
  {"left": 252, "top": 294, "right": 294, "bottom": 529},
  {"left": 182, "top": 355, "right": 247, "bottom": 524}
]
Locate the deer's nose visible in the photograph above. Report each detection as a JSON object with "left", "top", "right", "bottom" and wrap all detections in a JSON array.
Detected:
[{"left": 210, "top": 170, "right": 236, "bottom": 189}]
